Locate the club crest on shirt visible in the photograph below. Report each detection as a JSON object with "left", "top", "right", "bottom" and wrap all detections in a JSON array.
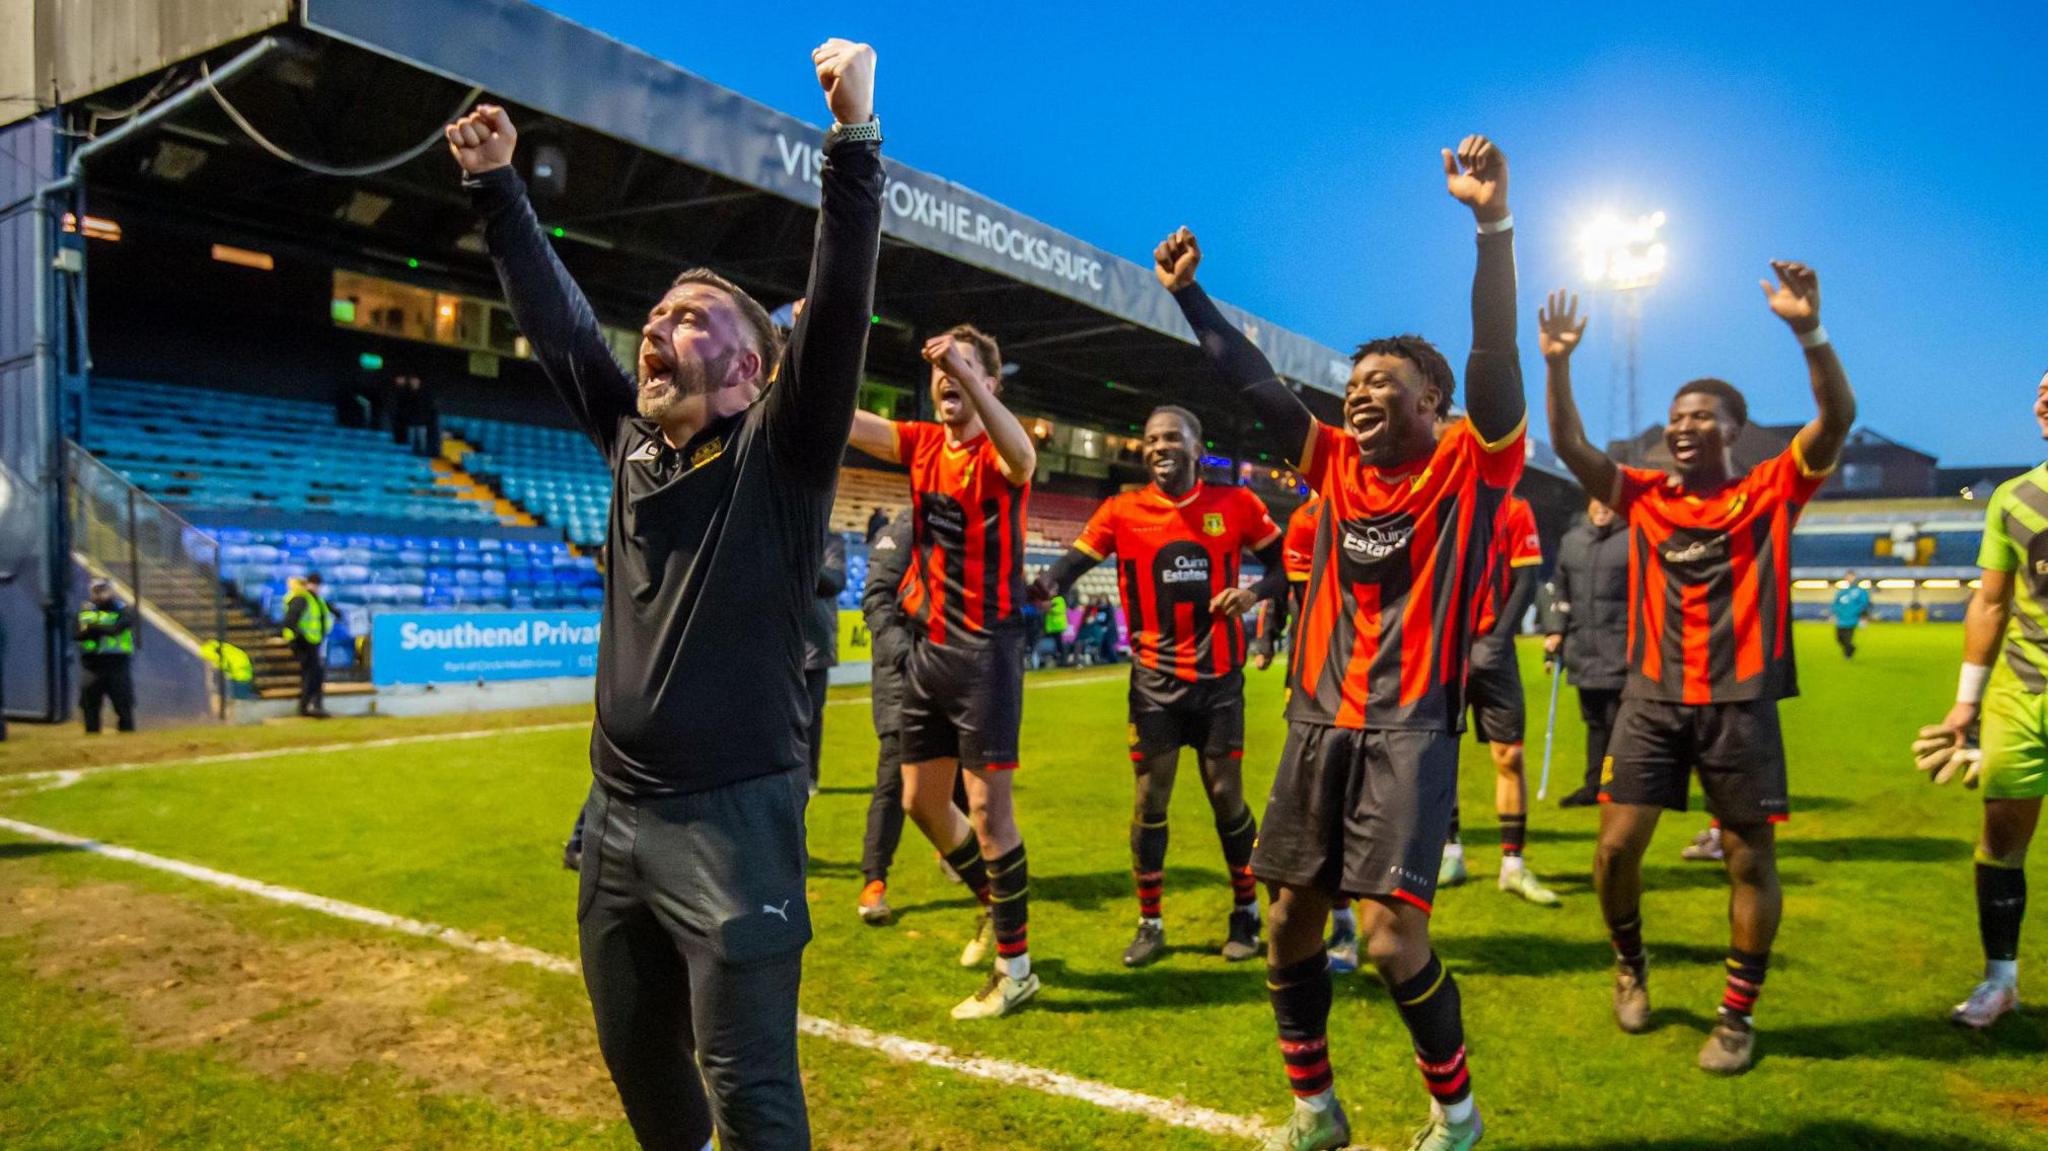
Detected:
[
  {"left": 626, "top": 440, "right": 660, "bottom": 463},
  {"left": 1202, "top": 512, "right": 1226, "bottom": 537},
  {"left": 690, "top": 437, "right": 725, "bottom": 469}
]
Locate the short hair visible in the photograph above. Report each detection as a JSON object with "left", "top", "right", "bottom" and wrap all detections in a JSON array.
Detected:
[
  {"left": 1674, "top": 377, "right": 1748, "bottom": 428},
  {"left": 669, "top": 268, "right": 783, "bottom": 377},
  {"left": 1149, "top": 404, "right": 1203, "bottom": 444},
  {"left": 304, "top": 570, "right": 323, "bottom": 585},
  {"left": 1353, "top": 334, "right": 1456, "bottom": 417},
  {"left": 941, "top": 323, "right": 1003, "bottom": 379}
]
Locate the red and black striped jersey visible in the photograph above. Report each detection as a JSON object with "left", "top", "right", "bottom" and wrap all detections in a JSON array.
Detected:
[
  {"left": 1290, "top": 418, "right": 1525, "bottom": 730},
  {"left": 1282, "top": 496, "right": 1321, "bottom": 582},
  {"left": 1613, "top": 444, "right": 1828, "bottom": 704},
  {"left": 893, "top": 420, "right": 1030, "bottom": 647},
  {"left": 1074, "top": 482, "right": 1282, "bottom": 681},
  {"left": 1474, "top": 494, "right": 1542, "bottom": 635}
]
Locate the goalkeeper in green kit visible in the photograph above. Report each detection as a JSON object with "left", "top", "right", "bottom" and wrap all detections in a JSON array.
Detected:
[{"left": 1911, "top": 369, "right": 2048, "bottom": 1030}]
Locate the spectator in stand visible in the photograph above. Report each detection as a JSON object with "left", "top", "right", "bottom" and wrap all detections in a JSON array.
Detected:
[
  {"left": 75, "top": 578, "right": 137, "bottom": 734},
  {"left": 867, "top": 505, "right": 891, "bottom": 543},
  {"left": 1542, "top": 498, "right": 1630, "bottom": 808},
  {"left": 804, "top": 533, "right": 849, "bottom": 794},
  {"left": 389, "top": 375, "right": 444, "bottom": 457}
]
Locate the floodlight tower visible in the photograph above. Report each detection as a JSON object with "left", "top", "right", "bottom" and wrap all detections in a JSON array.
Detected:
[{"left": 1578, "top": 211, "right": 1667, "bottom": 462}]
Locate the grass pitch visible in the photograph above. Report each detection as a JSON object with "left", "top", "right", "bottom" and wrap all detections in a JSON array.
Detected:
[{"left": 2, "top": 622, "right": 2043, "bottom": 1150}]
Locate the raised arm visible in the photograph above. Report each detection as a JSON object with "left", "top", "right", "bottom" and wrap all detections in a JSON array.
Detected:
[
  {"left": 1539, "top": 289, "right": 1622, "bottom": 504},
  {"left": 928, "top": 335, "right": 1035, "bottom": 486},
  {"left": 766, "top": 40, "right": 885, "bottom": 483},
  {"left": 1154, "top": 228, "right": 1318, "bottom": 469},
  {"left": 449, "top": 105, "right": 634, "bottom": 452},
  {"left": 1442, "top": 135, "right": 1525, "bottom": 442},
  {"left": 848, "top": 410, "right": 900, "bottom": 463},
  {"left": 1761, "top": 261, "right": 1855, "bottom": 473}
]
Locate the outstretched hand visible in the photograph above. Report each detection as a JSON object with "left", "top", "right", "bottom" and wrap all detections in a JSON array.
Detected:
[
  {"left": 813, "top": 39, "right": 877, "bottom": 126},
  {"left": 445, "top": 104, "right": 516, "bottom": 175},
  {"left": 1442, "top": 135, "right": 1509, "bottom": 223},
  {"left": 1153, "top": 227, "right": 1202, "bottom": 292},
  {"left": 1760, "top": 260, "right": 1821, "bottom": 333},
  {"left": 1538, "top": 289, "right": 1588, "bottom": 361}
]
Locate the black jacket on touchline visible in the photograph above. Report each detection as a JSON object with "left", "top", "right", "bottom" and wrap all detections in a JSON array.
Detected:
[
  {"left": 860, "top": 509, "right": 914, "bottom": 735},
  {"left": 468, "top": 132, "right": 884, "bottom": 799},
  {"left": 1541, "top": 515, "right": 1629, "bottom": 692},
  {"left": 804, "top": 534, "right": 848, "bottom": 672}
]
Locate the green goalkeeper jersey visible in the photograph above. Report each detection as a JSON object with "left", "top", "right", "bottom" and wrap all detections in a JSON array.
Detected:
[{"left": 1977, "top": 461, "right": 2048, "bottom": 693}]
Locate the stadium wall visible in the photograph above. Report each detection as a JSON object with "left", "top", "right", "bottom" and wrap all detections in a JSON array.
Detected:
[{"left": 0, "top": 113, "right": 62, "bottom": 720}]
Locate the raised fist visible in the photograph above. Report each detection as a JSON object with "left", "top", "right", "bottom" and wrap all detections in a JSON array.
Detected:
[
  {"left": 1538, "top": 289, "right": 1588, "bottom": 362},
  {"left": 1153, "top": 227, "right": 1202, "bottom": 292},
  {"left": 445, "top": 104, "right": 516, "bottom": 175},
  {"left": 921, "top": 334, "right": 986, "bottom": 386},
  {"left": 813, "top": 39, "right": 877, "bottom": 127},
  {"left": 1760, "top": 260, "right": 1821, "bottom": 334},
  {"left": 1442, "top": 135, "right": 1509, "bottom": 223}
]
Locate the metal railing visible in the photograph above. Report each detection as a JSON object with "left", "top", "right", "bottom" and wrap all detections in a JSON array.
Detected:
[{"left": 65, "top": 440, "right": 229, "bottom": 717}]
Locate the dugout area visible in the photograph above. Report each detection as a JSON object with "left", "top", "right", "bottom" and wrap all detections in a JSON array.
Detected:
[{"left": 0, "top": 0, "right": 1581, "bottom": 723}]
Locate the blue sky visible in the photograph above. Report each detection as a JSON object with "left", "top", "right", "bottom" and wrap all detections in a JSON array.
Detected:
[{"left": 538, "top": 0, "right": 2047, "bottom": 466}]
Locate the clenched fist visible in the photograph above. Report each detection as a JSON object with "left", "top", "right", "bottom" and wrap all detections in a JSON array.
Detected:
[
  {"left": 1442, "top": 135, "right": 1509, "bottom": 224},
  {"left": 1153, "top": 227, "right": 1202, "bottom": 292},
  {"left": 445, "top": 104, "right": 516, "bottom": 175},
  {"left": 813, "top": 39, "right": 877, "bottom": 126}
]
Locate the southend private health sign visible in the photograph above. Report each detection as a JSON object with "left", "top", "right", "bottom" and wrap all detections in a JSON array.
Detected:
[{"left": 370, "top": 610, "right": 601, "bottom": 686}]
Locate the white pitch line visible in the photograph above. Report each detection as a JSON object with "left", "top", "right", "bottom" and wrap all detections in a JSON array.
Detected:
[
  {"left": 0, "top": 814, "right": 1269, "bottom": 1145},
  {"left": 9, "top": 671, "right": 1131, "bottom": 789},
  {"left": 7, "top": 721, "right": 590, "bottom": 787}
]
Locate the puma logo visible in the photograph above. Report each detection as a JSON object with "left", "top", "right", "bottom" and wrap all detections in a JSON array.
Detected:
[{"left": 762, "top": 900, "right": 791, "bottom": 922}]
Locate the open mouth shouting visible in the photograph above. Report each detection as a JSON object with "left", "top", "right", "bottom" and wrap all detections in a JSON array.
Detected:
[
  {"left": 1346, "top": 399, "right": 1387, "bottom": 451},
  {"left": 639, "top": 343, "right": 676, "bottom": 397},
  {"left": 935, "top": 381, "right": 966, "bottom": 421},
  {"left": 1669, "top": 433, "right": 1702, "bottom": 467}
]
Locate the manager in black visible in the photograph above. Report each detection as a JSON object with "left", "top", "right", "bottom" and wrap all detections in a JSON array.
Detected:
[{"left": 446, "top": 39, "right": 882, "bottom": 1151}]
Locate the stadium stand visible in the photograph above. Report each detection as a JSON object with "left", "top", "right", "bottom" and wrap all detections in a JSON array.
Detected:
[
  {"left": 210, "top": 526, "right": 602, "bottom": 643},
  {"left": 445, "top": 417, "right": 612, "bottom": 546},
  {"left": 78, "top": 381, "right": 603, "bottom": 692},
  {"left": 85, "top": 380, "right": 505, "bottom": 527}
]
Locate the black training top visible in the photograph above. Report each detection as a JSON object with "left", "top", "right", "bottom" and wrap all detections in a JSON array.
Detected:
[{"left": 467, "top": 134, "right": 883, "bottom": 798}]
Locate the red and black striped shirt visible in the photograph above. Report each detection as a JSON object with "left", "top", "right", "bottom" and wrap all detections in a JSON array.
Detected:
[
  {"left": 1474, "top": 494, "right": 1542, "bottom": 636},
  {"left": 1612, "top": 444, "right": 1828, "bottom": 704},
  {"left": 1074, "top": 481, "right": 1282, "bottom": 681},
  {"left": 1291, "top": 418, "right": 1526, "bottom": 730},
  {"left": 893, "top": 421, "right": 1030, "bottom": 647}
]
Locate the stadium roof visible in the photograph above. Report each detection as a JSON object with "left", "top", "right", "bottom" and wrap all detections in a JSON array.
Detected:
[
  {"left": 10, "top": 0, "right": 1349, "bottom": 439},
  {"left": 14, "top": 0, "right": 1572, "bottom": 476}
]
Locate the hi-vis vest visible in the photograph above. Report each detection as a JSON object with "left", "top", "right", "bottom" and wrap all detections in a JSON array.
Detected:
[
  {"left": 76, "top": 607, "right": 134, "bottom": 655},
  {"left": 285, "top": 590, "right": 333, "bottom": 645},
  {"left": 201, "top": 640, "right": 254, "bottom": 683}
]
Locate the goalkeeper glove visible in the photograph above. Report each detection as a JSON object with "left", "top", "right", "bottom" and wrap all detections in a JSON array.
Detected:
[{"left": 1911, "top": 724, "right": 1982, "bottom": 788}]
